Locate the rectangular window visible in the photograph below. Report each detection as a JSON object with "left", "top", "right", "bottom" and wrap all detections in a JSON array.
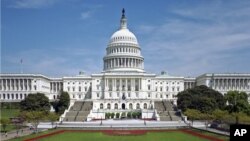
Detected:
[
  {"left": 109, "top": 86, "right": 112, "bottom": 91},
  {"left": 148, "top": 85, "right": 151, "bottom": 90},
  {"left": 97, "top": 93, "right": 99, "bottom": 97},
  {"left": 79, "top": 87, "right": 81, "bottom": 92},
  {"left": 68, "top": 87, "right": 70, "bottom": 91},
  {"left": 128, "top": 85, "right": 131, "bottom": 91}
]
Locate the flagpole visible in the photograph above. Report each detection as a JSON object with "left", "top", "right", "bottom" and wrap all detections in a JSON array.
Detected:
[{"left": 20, "top": 59, "right": 23, "bottom": 74}]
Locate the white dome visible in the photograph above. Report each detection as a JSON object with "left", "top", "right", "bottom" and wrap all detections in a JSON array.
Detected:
[
  {"left": 110, "top": 28, "right": 138, "bottom": 44},
  {"left": 103, "top": 9, "right": 144, "bottom": 73}
]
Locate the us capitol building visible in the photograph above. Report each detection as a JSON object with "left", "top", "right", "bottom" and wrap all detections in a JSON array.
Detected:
[{"left": 1, "top": 10, "right": 250, "bottom": 121}]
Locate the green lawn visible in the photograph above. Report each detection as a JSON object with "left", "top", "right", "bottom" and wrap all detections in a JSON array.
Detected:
[
  {"left": 8, "top": 129, "right": 229, "bottom": 141},
  {"left": 37, "top": 132, "right": 209, "bottom": 141},
  {"left": 0, "top": 109, "right": 20, "bottom": 132},
  {"left": 0, "top": 109, "right": 20, "bottom": 119},
  {"left": 191, "top": 129, "right": 229, "bottom": 141}
]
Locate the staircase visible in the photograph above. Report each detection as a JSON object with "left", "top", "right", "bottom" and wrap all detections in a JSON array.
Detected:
[
  {"left": 64, "top": 101, "right": 93, "bottom": 122},
  {"left": 155, "top": 101, "right": 182, "bottom": 121}
]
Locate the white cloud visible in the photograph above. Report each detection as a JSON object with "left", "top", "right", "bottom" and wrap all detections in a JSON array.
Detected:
[
  {"left": 80, "top": 11, "right": 92, "bottom": 20},
  {"left": 140, "top": 2, "right": 250, "bottom": 76},
  {"left": 9, "top": 0, "right": 58, "bottom": 9}
]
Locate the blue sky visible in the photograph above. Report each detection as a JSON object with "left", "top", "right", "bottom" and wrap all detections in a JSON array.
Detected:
[{"left": 1, "top": 0, "right": 250, "bottom": 77}]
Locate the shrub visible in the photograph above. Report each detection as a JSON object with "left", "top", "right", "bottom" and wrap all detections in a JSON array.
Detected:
[
  {"left": 115, "top": 113, "right": 120, "bottom": 119},
  {"left": 127, "top": 112, "right": 132, "bottom": 118},
  {"left": 132, "top": 112, "right": 137, "bottom": 118},
  {"left": 121, "top": 112, "right": 126, "bottom": 118},
  {"left": 111, "top": 113, "right": 115, "bottom": 118},
  {"left": 105, "top": 113, "right": 111, "bottom": 119}
]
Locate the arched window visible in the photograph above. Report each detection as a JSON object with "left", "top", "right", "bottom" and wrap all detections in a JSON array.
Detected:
[
  {"left": 115, "top": 103, "right": 118, "bottom": 109},
  {"left": 136, "top": 103, "right": 140, "bottom": 109},
  {"left": 144, "top": 103, "right": 147, "bottom": 109},
  {"left": 129, "top": 103, "right": 133, "bottom": 109},
  {"left": 100, "top": 103, "right": 103, "bottom": 109},
  {"left": 3, "top": 94, "right": 6, "bottom": 99},
  {"left": 7, "top": 94, "right": 10, "bottom": 99},
  {"left": 11, "top": 94, "right": 14, "bottom": 99},
  {"left": 16, "top": 94, "right": 18, "bottom": 99},
  {"left": 53, "top": 95, "right": 56, "bottom": 99},
  {"left": 20, "top": 94, "right": 23, "bottom": 99},
  {"left": 107, "top": 103, "right": 111, "bottom": 109}
]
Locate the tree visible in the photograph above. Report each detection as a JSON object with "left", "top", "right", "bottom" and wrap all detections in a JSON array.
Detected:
[
  {"left": 0, "top": 118, "right": 10, "bottom": 132},
  {"left": 23, "top": 111, "right": 45, "bottom": 133},
  {"left": 20, "top": 93, "right": 50, "bottom": 112},
  {"left": 224, "top": 91, "right": 250, "bottom": 114},
  {"left": 177, "top": 85, "right": 225, "bottom": 113},
  {"left": 54, "top": 92, "right": 70, "bottom": 115},
  {"left": 184, "top": 109, "right": 202, "bottom": 125},
  {"left": 212, "top": 109, "right": 229, "bottom": 121},
  {"left": 46, "top": 112, "right": 58, "bottom": 128},
  {"left": 200, "top": 113, "right": 214, "bottom": 129}
]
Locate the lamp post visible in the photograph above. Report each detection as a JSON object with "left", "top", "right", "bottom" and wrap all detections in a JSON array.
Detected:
[
  {"left": 144, "top": 116, "right": 146, "bottom": 125},
  {"left": 100, "top": 116, "right": 103, "bottom": 125}
]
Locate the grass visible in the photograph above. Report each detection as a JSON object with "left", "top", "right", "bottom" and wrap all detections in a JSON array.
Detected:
[
  {"left": 191, "top": 129, "right": 229, "bottom": 141},
  {"left": 37, "top": 132, "right": 209, "bottom": 141},
  {"left": 0, "top": 108, "right": 20, "bottom": 132},
  {"left": 8, "top": 129, "right": 230, "bottom": 141},
  {"left": 0, "top": 109, "right": 20, "bottom": 119},
  {"left": 9, "top": 129, "right": 54, "bottom": 141}
]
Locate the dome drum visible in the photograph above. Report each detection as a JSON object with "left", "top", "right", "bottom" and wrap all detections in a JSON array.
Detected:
[{"left": 103, "top": 9, "right": 144, "bottom": 73}]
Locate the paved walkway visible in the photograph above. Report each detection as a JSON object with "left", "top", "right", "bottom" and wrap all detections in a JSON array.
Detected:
[
  {"left": 1, "top": 127, "right": 35, "bottom": 141},
  {"left": 38, "top": 120, "right": 188, "bottom": 129}
]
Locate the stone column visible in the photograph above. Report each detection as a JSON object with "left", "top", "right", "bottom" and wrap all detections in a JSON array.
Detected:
[
  {"left": 22, "top": 79, "right": 25, "bottom": 91},
  {"left": 120, "top": 78, "right": 122, "bottom": 91},
  {"left": 125, "top": 79, "right": 127, "bottom": 91},
  {"left": 10, "top": 79, "right": 12, "bottom": 91},
  {"left": 0, "top": 79, "right": 2, "bottom": 91}
]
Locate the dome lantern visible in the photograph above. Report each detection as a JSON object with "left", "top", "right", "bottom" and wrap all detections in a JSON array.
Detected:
[{"left": 120, "top": 8, "right": 127, "bottom": 29}]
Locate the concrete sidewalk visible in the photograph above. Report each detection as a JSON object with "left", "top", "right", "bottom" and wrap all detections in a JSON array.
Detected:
[{"left": 1, "top": 127, "right": 35, "bottom": 141}]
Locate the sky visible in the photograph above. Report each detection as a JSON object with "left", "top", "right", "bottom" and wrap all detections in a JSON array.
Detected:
[{"left": 1, "top": 0, "right": 250, "bottom": 77}]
